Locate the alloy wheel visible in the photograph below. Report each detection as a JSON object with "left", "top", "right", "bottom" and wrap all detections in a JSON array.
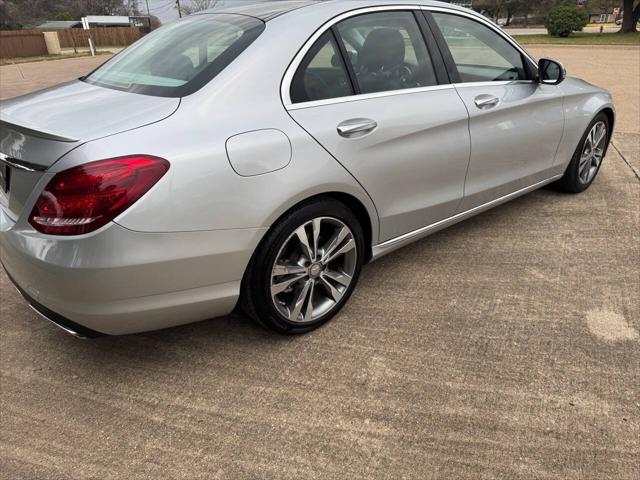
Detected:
[
  {"left": 270, "top": 217, "right": 358, "bottom": 324},
  {"left": 578, "top": 121, "right": 607, "bottom": 184}
]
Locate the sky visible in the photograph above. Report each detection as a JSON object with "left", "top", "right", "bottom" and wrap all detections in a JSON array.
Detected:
[
  {"left": 144, "top": 0, "right": 181, "bottom": 24},
  {"left": 143, "top": 0, "right": 268, "bottom": 25}
]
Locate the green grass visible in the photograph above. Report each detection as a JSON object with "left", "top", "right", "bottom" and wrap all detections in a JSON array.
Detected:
[
  {"left": 0, "top": 51, "right": 111, "bottom": 66},
  {"left": 514, "top": 31, "right": 640, "bottom": 45}
]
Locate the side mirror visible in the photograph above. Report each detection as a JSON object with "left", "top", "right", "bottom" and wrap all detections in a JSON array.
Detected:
[{"left": 538, "top": 58, "right": 566, "bottom": 85}]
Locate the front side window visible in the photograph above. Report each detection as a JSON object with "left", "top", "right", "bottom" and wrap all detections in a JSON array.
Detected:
[
  {"left": 84, "top": 14, "right": 264, "bottom": 97},
  {"left": 290, "top": 31, "right": 354, "bottom": 104},
  {"left": 335, "top": 11, "right": 438, "bottom": 94},
  {"left": 432, "top": 13, "right": 529, "bottom": 83}
]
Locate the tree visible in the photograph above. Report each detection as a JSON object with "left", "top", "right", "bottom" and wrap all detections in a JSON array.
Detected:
[
  {"left": 149, "top": 14, "right": 161, "bottom": 30},
  {"left": 621, "top": 0, "right": 640, "bottom": 33},
  {"left": 55, "top": 11, "right": 73, "bottom": 21},
  {"left": 474, "top": 0, "right": 556, "bottom": 26},
  {"left": 545, "top": 2, "right": 589, "bottom": 37},
  {"left": 0, "top": 0, "right": 21, "bottom": 29},
  {"left": 473, "top": 0, "right": 509, "bottom": 21},
  {"left": 181, "top": 0, "right": 223, "bottom": 15},
  {"left": 504, "top": 0, "right": 530, "bottom": 26}
]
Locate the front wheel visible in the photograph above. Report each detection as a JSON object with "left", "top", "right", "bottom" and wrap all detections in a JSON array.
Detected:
[
  {"left": 556, "top": 113, "right": 610, "bottom": 193},
  {"left": 240, "top": 198, "right": 364, "bottom": 334}
]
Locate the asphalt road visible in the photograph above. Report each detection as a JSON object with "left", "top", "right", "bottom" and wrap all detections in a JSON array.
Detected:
[{"left": 1, "top": 46, "right": 639, "bottom": 479}]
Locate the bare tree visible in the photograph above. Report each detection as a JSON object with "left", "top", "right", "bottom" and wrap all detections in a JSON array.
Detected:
[{"left": 181, "top": 0, "right": 223, "bottom": 15}]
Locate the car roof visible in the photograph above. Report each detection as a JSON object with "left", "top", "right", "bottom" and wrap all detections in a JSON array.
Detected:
[
  {"left": 209, "top": 0, "right": 469, "bottom": 22},
  {"left": 207, "top": 1, "right": 324, "bottom": 21}
]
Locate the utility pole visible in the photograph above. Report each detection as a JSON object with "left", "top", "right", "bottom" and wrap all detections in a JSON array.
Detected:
[
  {"left": 145, "top": 0, "right": 151, "bottom": 31},
  {"left": 176, "top": 0, "right": 182, "bottom": 18}
]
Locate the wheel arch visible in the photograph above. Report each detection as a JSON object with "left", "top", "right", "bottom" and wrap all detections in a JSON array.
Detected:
[
  {"left": 598, "top": 106, "right": 615, "bottom": 136},
  {"left": 322, "top": 192, "right": 374, "bottom": 263},
  {"left": 258, "top": 190, "right": 378, "bottom": 264}
]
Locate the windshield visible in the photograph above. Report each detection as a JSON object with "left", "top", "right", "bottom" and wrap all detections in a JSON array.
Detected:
[{"left": 84, "top": 14, "right": 265, "bottom": 97}]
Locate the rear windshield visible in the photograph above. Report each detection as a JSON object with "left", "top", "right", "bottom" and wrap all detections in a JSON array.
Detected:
[{"left": 83, "top": 14, "right": 264, "bottom": 97}]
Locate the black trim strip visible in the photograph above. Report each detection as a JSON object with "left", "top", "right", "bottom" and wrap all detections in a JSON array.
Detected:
[
  {"left": 414, "top": 10, "right": 450, "bottom": 85},
  {"left": 3, "top": 266, "right": 105, "bottom": 338},
  {"left": 0, "top": 121, "right": 79, "bottom": 143},
  {"left": 331, "top": 26, "right": 361, "bottom": 95},
  {"left": 0, "top": 153, "right": 48, "bottom": 172},
  {"left": 421, "top": 11, "right": 462, "bottom": 84}
]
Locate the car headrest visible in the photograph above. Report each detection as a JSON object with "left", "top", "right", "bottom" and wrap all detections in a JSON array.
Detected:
[{"left": 360, "top": 28, "right": 405, "bottom": 72}]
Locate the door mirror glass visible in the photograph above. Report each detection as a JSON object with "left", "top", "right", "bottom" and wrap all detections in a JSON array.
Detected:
[{"left": 538, "top": 58, "right": 566, "bottom": 85}]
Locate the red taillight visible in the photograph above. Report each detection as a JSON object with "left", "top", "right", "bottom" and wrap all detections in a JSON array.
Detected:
[{"left": 28, "top": 155, "right": 169, "bottom": 236}]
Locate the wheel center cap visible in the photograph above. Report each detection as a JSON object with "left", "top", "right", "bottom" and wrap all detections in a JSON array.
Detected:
[{"left": 309, "top": 263, "right": 322, "bottom": 278}]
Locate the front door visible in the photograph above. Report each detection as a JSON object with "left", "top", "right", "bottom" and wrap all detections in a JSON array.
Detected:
[{"left": 429, "top": 11, "right": 565, "bottom": 210}]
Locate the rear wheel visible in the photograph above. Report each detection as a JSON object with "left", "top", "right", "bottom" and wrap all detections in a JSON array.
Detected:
[
  {"left": 556, "top": 113, "right": 610, "bottom": 193},
  {"left": 241, "top": 198, "right": 364, "bottom": 334}
]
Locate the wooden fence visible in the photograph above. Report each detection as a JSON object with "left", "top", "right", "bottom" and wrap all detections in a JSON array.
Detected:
[
  {"left": 0, "top": 31, "right": 48, "bottom": 59},
  {"left": 56, "top": 27, "right": 145, "bottom": 49},
  {"left": 0, "top": 27, "right": 144, "bottom": 58}
]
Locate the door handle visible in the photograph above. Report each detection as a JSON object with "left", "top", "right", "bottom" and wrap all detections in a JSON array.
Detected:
[
  {"left": 337, "top": 118, "right": 378, "bottom": 138},
  {"left": 474, "top": 95, "right": 500, "bottom": 109}
]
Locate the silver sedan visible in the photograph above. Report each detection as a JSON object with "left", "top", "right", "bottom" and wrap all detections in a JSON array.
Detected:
[{"left": 0, "top": 0, "right": 614, "bottom": 336}]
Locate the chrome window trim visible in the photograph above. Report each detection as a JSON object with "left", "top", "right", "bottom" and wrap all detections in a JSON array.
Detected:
[
  {"left": 422, "top": 6, "right": 539, "bottom": 75},
  {"left": 287, "top": 84, "right": 454, "bottom": 110},
  {"left": 281, "top": 4, "right": 539, "bottom": 110},
  {"left": 453, "top": 80, "right": 536, "bottom": 88}
]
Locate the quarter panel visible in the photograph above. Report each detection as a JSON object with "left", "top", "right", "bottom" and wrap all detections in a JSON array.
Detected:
[{"left": 53, "top": 101, "right": 379, "bottom": 242}]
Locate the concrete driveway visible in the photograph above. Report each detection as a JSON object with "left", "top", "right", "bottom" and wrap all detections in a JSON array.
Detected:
[
  {"left": 1, "top": 46, "right": 639, "bottom": 479},
  {"left": 505, "top": 25, "right": 621, "bottom": 35}
]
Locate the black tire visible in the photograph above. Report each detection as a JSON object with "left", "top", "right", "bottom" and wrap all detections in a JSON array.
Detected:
[
  {"left": 555, "top": 112, "right": 610, "bottom": 193},
  {"left": 240, "top": 198, "right": 365, "bottom": 334}
]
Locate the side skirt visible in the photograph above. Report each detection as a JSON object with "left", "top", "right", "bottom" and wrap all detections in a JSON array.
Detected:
[{"left": 371, "top": 174, "right": 564, "bottom": 261}]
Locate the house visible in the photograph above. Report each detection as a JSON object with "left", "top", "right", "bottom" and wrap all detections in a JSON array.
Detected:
[
  {"left": 33, "top": 21, "right": 82, "bottom": 29},
  {"left": 588, "top": 8, "right": 621, "bottom": 24},
  {"left": 34, "top": 16, "right": 133, "bottom": 30},
  {"left": 84, "top": 16, "right": 132, "bottom": 28}
]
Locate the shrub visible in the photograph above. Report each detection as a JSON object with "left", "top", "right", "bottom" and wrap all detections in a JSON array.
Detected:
[
  {"left": 55, "top": 12, "right": 74, "bottom": 21},
  {"left": 545, "top": 4, "right": 588, "bottom": 37}
]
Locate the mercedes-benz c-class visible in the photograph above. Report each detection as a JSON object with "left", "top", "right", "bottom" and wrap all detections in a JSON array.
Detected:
[{"left": 0, "top": 1, "right": 614, "bottom": 336}]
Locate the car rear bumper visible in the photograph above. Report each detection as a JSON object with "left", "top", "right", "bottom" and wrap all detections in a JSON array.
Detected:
[
  {"left": 3, "top": 267, "right": 103, "bottom": 338},
  {"left": 0, "top": 208, "right": 267, "bottom": 335}
]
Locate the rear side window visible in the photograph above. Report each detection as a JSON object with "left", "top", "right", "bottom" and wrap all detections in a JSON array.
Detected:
[
  {"left": 335, "top": 11, "right": 438, "bottom": 95},
  {"left": 84, "top": 14, "right": 264, "bottom": 97},
  {"left": 432, "top": 13, "right": 528, "bottom": 82},
  {"left": 290, "top": 31, "right": 354, "bottom": 104}
]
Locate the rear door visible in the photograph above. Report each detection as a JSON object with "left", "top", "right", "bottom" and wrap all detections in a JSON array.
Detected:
[
  {"left": 285, "top": 8, "right": 471, "bottom": 242},
  {"left": 426, "top": 9, "right": 565, "bottom": 210}
]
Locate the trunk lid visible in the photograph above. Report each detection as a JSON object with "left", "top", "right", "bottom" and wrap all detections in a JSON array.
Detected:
[{"left": 0, "top": 80, "right": 180, "bottom": 220}]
